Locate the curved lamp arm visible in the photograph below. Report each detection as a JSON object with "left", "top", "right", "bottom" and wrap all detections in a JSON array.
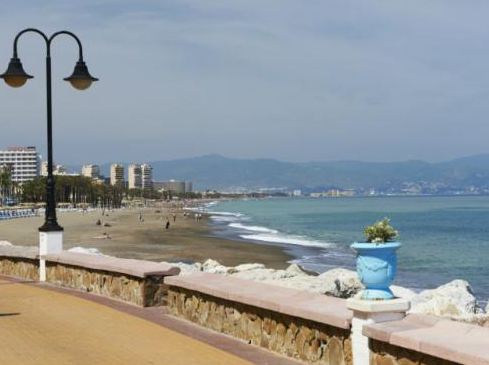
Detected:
[
  {"left": 13, "top": 28, "right": 49, "bottom": 57},
  {"left": 49, "top": 30, "right": 84, "bottom": 61}
]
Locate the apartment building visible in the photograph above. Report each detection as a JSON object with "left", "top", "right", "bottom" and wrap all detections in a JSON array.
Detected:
[
  {"left": 0, "top": 146, "right": 40, "bottom": 183},
  {"left": 110, "top": 164, "right": 124, "bottom": 186},
  {"left": 141, "top": 164, "right": 153, "bottom": 190},
  {"left": 128, "top": 164, "right": 142, "bottom": 189},
  {"left": 81, "top": 164, "right": 100, "bottom": 179}
]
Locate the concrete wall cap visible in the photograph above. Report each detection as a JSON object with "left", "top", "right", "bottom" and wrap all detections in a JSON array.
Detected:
[
  {"left": 0, "top": 245, "right": 39, "bottom": 260},
  {"left": 346, "top": 297, "right": 410, "bottom": 313},
  {"left": 45, "top": 251, "right": 180, "bottom": 278},
  {"left": 364, "top": 313, "right": 489, "bottom": 365},
  {"left": 165, "top": 272, "right": 353, "bottom": 329}
]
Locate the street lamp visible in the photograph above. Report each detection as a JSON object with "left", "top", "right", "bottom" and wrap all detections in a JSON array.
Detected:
[{"left": 0, "top": 28, "right": 98, "bottom": 259}]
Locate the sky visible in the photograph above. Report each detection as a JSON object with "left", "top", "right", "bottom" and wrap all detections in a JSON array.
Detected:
[{"left": 1, "top": 1, "right": 489, "bottom": 164}]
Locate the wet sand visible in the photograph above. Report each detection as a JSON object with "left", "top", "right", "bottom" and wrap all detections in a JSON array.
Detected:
[{"left": 0, "top": 208, "right": 292, "bottom": 268}]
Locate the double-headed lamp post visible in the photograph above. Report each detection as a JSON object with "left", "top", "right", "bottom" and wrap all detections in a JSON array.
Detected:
[{"left": 0, "top": 28, "right": 98, "bottom": 267}]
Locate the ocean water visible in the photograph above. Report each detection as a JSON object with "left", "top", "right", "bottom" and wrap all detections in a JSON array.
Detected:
[{"left": 206, "top": 196, "right": 489, "bottom": 300}]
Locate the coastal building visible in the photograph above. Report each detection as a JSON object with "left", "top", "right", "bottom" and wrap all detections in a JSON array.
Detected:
[
  {"left": 154, "top": 180, "right": 186, "bottom": 194},
  {"left": 0, "top": 146, "right": 40, "bottom": 183},
  {"left": 141, "top": 164, "right": 153, "bottom": 190},
  {"left": 128, "top": 164, "right": 142, "bottom": 189},
  {"left": 110, "top": 164, "right": 125, "bottom": 186},
  {"left": 41, "top": 161, "right": 67, "bottom": 176},
  {"left": 185, "top": 181, "right": 193, "bottom": 193},
  {"left": 81, "top": 164, "right": 100, "bottom": 179}
]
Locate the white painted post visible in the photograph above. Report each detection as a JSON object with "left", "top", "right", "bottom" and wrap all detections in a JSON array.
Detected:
[
  {"left": 39, "top": 231, "right": 63, "bottom": 281},
  {"left": 347, "top": 298, "right": 410, "bottom": 365}
]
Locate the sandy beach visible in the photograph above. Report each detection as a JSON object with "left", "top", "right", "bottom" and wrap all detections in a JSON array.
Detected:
[{"left": 0, "top": 206, "right": 292, "bottom": 268}]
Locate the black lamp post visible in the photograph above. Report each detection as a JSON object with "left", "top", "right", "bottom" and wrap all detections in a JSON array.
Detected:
[{"left": 0, "top": 28, "right": 98, "bottom": 232}]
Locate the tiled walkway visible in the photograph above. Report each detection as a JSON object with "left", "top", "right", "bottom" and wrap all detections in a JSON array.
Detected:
[{"left": 0, "top": 278, "right": 299, "bottom": 365}]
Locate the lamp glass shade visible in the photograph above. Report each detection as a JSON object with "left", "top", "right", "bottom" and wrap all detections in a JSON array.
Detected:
[
  {"left": 69, "top": 78, "right": 93, "bottom": 90},
  {"left": 64, "top": 61, "right": 98, "bottom": 90},
  {"left": 0, "top": 57, "right": 33, "bottom": 88}
]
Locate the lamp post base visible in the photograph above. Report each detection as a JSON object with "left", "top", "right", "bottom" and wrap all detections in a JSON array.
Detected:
[{"left": 39, "top": 230, "right": 63, "bottom": 281}]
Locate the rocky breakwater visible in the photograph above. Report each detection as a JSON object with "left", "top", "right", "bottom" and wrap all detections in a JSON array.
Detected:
[{"left": 170, "top": 259, "right": 489, "bottom": 326}]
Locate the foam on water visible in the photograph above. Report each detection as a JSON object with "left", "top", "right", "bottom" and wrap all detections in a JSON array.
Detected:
[
  {"left": 209, "top": 207, "right": 331, "bottom": 249},
  {"left": 228, "top": 223, "right": 278, "bottom": 234},
  {"left": 210, "top": 215, "right": 240, "bottom": 223},
  {"left": 240, "top": 233, "right": 332, "bottom": 248},
  {"left": 208, "top": 211, "right": 244, "bottom": 217}
]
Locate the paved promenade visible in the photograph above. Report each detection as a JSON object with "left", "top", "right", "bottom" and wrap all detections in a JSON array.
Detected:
[{"left": 0, "top": 278, "right": 297, "bottom": 365}]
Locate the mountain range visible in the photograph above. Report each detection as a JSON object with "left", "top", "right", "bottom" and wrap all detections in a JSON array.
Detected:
[{"left": 86, "top": 154, "right": 489, "bottom": 193}]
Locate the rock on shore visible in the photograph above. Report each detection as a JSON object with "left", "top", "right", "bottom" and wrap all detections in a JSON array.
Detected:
[
  {"left": 173, "top": 259, "right": 363, "bottom": 298},
  {"left": 170, "top": 258, "right": 489, "bottom": 324}
]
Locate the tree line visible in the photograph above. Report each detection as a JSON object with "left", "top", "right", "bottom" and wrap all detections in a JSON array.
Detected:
[
  {"left": 1, "top": 173, "right": 203, "bottom": 207},
  {"left": 21, "top": 176, "right": 126, "bottom": 208}
]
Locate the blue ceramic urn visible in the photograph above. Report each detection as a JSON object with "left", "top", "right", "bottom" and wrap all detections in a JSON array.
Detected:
[{"left": 350, "top": 242, "right": 401, "bottom": 300}]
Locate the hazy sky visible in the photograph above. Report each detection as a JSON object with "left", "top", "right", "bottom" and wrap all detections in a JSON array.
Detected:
[{"left": 1, "top": 1, "right": 489, "bottom": 164}]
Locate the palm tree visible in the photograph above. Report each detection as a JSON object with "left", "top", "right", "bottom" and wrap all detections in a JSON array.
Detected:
[{"left": 0, "top": 166, "right": 13, "bottom": 205}]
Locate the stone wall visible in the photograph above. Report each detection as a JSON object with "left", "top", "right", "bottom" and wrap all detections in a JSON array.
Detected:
[
  {"left": 46, "top": 262, "right": 169, "bottom": 307},
  {"left": 168, "top": 286, "right": 352, "bottom": 365},
  {"left": 0, "top": 257, "right": 39, "bottom": 281},
  {"left": 369, "top": 339, "right": 460, "bottom": 365}
]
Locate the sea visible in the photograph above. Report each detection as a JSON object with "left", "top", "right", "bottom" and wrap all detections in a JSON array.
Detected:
[{"left": 203, "top": 196, "right": 489, "bottom": 301}]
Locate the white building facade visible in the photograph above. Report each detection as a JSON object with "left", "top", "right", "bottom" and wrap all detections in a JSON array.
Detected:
[
  {"left": 0, "top": 146, "right": 40, "bottom": 183},
  {"left": 81, "top": 164, "right": 100, "bottom": 179},
  {"left": 41, "top": 161, "right": 67, "bottom": 176},
  {"left": 110, "top": 164, "right": 125, "bottom": 186},
  {"left": 141, "top": 164, "right": 153, "bottom": 190},
  {"left": 128, "top": 164, "right": 142, "bottom": 189},
  {"left": 154, "top": 180, "right": 186, "bottom": 194}
]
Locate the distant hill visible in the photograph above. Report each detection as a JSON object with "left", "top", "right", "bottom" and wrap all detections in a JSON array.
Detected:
[{"left": 72, "top": 154, "right": 489, "bottom": 193}]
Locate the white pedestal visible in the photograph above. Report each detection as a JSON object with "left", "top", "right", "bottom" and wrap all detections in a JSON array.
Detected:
[
  {"left": 39, "top": 231, "right": 63, "bottom": 282},
  {"left": 347, "top": 298, "right": 410, "bottom": 365}
]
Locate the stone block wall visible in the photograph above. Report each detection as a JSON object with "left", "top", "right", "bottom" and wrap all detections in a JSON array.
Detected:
[
  {"left": 369, "top": 339, "right": 460, "bottom": 365},
  {"left": 46, "top": 262, "right": 169, "bottom": 307},
  {"left": 168, "top": 286, "right": 352, "bottom": 365},
  {"left": 0, "top": 257, "right": 39, "bottom": 281}
]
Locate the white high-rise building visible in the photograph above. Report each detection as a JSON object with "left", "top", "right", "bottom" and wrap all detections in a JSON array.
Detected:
[
  {"left": 128, "top": 164, "right": 142, "bottom": 189},
  {"left": 141, "top": 164, "right": 153, "bottom": 190},
  {"left": 81, "top": 164, "right": 100, "bottom": 179},
  {"left": 110, "top": 164, "right": 125, "bottom": 186},
  {"left": 0, "top": 146, "right": 40, "bottom": 183}
]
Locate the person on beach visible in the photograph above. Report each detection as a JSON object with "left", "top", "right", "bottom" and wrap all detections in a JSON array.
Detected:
[
  {"left": 172, "top": 213, "right": 177, "bottom": 222},
  {"left": 165, "top": 220, "right": 170, "bottom": 229}
]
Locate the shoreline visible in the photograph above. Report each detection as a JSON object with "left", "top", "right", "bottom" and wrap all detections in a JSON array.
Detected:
[{"left": 0, "top": 206, "right": 294, "bottom": 269}]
